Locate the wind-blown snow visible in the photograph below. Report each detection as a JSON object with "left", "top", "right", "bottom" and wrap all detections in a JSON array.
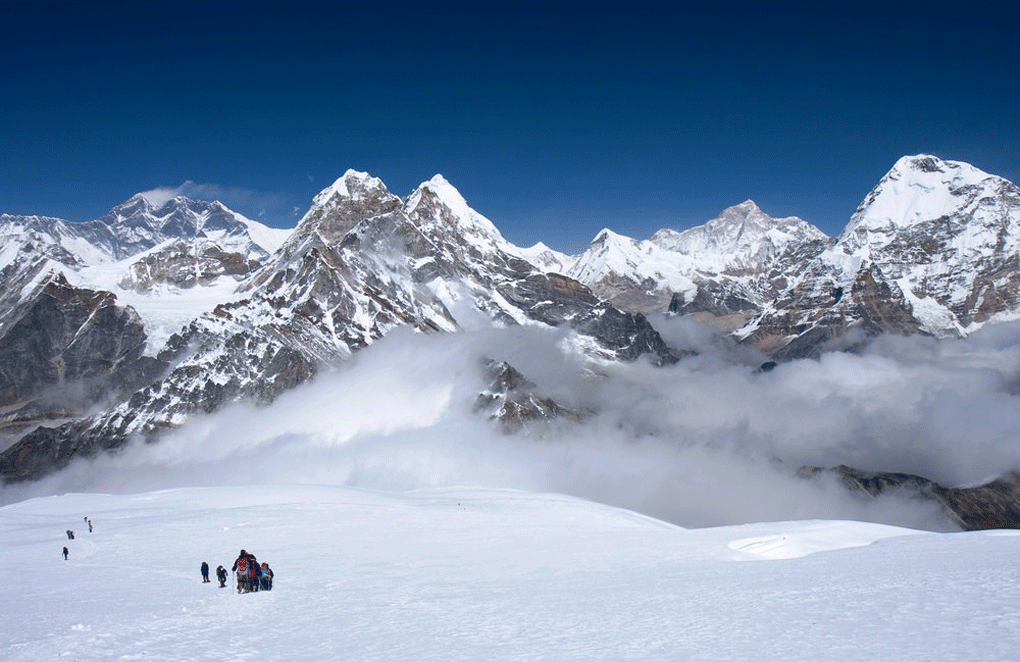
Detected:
[{"left": 2, "top": 485, "right": 1017, "bottom": 661}]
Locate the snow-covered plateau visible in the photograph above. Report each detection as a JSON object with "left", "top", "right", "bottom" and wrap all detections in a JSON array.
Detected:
[{"left": 4, "top": 484, "right": 1019, "bottom": 661}]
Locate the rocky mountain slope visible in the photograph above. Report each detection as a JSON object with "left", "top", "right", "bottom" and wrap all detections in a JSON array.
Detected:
[{"left": 0, "top": 198, "right": 289, "bottom": 447}]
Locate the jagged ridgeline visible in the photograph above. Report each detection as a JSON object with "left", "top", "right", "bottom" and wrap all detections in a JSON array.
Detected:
[
  {"left": 0, "top": 171, "right": 676, "bottom": 482},
  {"left": 2, "top": 156, "right": 1020, "bottom": 530}
]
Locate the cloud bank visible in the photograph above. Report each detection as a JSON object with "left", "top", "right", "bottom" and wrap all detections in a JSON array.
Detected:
[{"left": 5, "top": 319, "right": 1020, "bottom": 532}]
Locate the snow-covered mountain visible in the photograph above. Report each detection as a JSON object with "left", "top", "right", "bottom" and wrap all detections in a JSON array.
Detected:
[
  {"left": 0, "top": 195, "right": 290, "bottom": 346},
  {"left": 738, "top": 155, "right": 1020, "bottom": 358},
  {"left": 567, "top": 200, "right": 829, "bottom": 327},
  {"left": 4, "top": 154, "right": 1020, "bottom": 527},
  {"left": 651, "top": 199, "right": 828, "bottom": 273},
  {"left": 511, "top": 241, "right": 575, "bottom": 274},
  {"left": 0, "top": 194, "right": 288, "bottom": 277},
  {"left": 0, "top": 171, "right": 676, "bottom": 481},
  {"left": 0, "top": 197, "right": 290, "bottom": 446}
]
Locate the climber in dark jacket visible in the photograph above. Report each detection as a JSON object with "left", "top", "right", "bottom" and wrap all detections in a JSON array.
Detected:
[
  {"left": 250, "top": 557, "right": 262, "bottom": 592},
  {"left": 260, "top": 563, "right": 274, "bottom": 591}
]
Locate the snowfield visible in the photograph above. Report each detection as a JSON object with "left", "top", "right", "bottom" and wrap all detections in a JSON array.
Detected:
[{"left": 3, "top": 485, "right": 1019, "bottom": 661}]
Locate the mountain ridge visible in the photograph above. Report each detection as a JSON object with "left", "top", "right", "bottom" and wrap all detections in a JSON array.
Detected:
[
  {"left": 0, "top": 171, "right": 678, "bottom": 481},
  {"left": 3, "top": 154, "right": 1020, "bottom": 517}
]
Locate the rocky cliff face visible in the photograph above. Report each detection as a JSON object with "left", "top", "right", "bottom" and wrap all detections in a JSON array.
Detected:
[
  {"left": 473, "top": 360, "right": 587, "bottom": 433},
  {"left": 0, "top": 273, "right": 162, "bottom": 439}
]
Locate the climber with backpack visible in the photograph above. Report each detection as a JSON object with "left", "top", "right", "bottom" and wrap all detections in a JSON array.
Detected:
[{"left": 231, "top": 549, "right": 251, "bottom": 593}]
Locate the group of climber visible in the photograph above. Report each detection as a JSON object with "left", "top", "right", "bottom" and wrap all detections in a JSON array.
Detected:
[
  {"left": 60, "top": 518, "right": 275, "bottom": 596},
  {"left": 207, "top": 549, "right": 273, "bottom": 593},
  {"left": 61, "top": 516, "right": 94, "bottom": 559}
]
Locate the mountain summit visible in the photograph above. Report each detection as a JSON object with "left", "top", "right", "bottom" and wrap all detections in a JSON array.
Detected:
[
  {"left": 739, "top": 154, "right": 1020, "bottom": 357},
  {"left": 568, "top": 200, "right": 829, "bottom": 320}
]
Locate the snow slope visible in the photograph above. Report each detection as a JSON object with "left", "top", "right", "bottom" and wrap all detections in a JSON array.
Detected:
[{"left": 3, "top": 485, "right": 1018, "bottom": 661}]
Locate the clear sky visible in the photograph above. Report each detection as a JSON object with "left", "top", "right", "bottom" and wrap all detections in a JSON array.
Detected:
[{"left": 2, "top": 1, "right": 1017, "bottom": 253}]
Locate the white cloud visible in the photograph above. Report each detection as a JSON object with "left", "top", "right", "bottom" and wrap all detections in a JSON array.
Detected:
[{"left": 6, "top": 320, "right": 1020, "bottom": 533}]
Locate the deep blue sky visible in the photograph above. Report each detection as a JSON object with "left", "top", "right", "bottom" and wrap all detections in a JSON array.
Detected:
[{"left": 2, "top": 2, "right": 1018, "bottom": 252}]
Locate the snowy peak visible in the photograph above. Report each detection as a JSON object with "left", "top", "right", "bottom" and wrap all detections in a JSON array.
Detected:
[
  {"left": 311, "top": 169, "right": 391, "bottom": 208},
  {"left": 403, "top": 174, "right": 513, "bottom": 256},
  {"left": 95, "top": 193, "right": 285, "bottom": 261},
  {"left": 298, "top": 169, "right": 402, "bottom": 243},
  {"left": 111, "top": 193, "right": 156, "bottom": 218},
  {"left": 571, "top": 228, "right": 647, "bottom": 280},
  {"left": 0, "top": 193, "right": 281, "bottom": 269},
  {"left": 717, "top": 199, "right": 767, "bottom": 225},
  {"left": 741, "top": 155, "right": 1020, "bottom": 355},
  {"left": 106, "top": 193, "right": 211, "bottom": 226},
  {"left": 838, "top": 154, "right": 1006, "bottom": 249},
  {"left": 564, "top": 200, "right": 831, "bottom": 318},
  {"left": 567, "top": 226, "right": 699, "bottom": 314},
  {"left": 590, "top": 227, "right": 632, "bottom": 248},
  {"left": 513, "top": 241, "right": 575, "bottom": 274},
  {"left": 653, "top": 199, "right": 827, "bottom": 262},
  {"left": 405, "top": 174, "right": 470, "bottom": 218}
]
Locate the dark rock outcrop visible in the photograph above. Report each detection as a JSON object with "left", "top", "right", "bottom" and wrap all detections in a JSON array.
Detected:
[
  {"left": 121, "top": 241, "right": 261, "bottom": 292},
  {"left": 800, "top": 464, "right": 1020, "bottom": 530},
  {"left": 473, "top": 360, "right": 587, "bottom": 433}
]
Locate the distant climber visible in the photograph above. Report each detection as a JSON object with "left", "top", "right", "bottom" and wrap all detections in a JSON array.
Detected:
[
  {"left": 87, "top": 518, "right": 93, "bottom": 533},
  {"left": 62, "top": 546, "right": 69, "bottom": 560},
  {"left": 259, "top": 562, "right": 274, "bottom": 591},
  {"left": 66, "top": 530, "right": 74, "bottom": 540},
  {"left": 216, "top": 565, "right": 228, "bottom": 588},
  {"left": 201, "top": 561, "right": 210, "bottom": 583}
]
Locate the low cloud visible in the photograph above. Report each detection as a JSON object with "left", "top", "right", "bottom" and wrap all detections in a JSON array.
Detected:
[{"left": 5, "top": 320, "right": 1020, "bottom": 532}]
